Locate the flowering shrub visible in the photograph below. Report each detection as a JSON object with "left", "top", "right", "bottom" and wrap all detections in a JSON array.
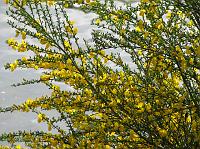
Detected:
[{"left": 0, "top": 0, "right": 199, "bottom": 148}]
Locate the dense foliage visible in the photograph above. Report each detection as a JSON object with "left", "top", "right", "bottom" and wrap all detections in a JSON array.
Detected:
[{"left": 0, "top": 0, "right": 199, "bottom": 148}]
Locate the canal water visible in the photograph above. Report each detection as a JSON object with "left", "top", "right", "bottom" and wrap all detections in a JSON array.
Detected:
[{"left": 0, "top": 1, "right": 51, "bottom": 137}]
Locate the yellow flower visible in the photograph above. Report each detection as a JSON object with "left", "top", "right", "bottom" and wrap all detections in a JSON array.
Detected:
[
  {"left": 10, "top": 60, "right": 18, "bottom": 72},
  {"left": 4, "top": 0, "right": 9, "bottom": 4},
  {"left": 112, "top": 88, "right": 117, "bottom": 94},
  {"left": 139, "top": 9, "right": 146, "bottom": 16},
  {"left": 52, "top": 85, "right": 60, "bottom": 91},
  {"left": 84, "top": 88, "right": 92, "bottom": 96},
  {"left": 137, "top": 20, "right": 144, "bottom": 31},
  {"left": 99, "top": 50, "right": 105, "bottom": 56},
  {"left": 76, "top": 95, "right": 81, "bottom": 102},
  {"left": 15, "top": 145, "right": 21, "bottom": 149},
  {"left": 77, "top": 0, "right": 84, "bottom": 4},
  {"left": 35, "top": 32, "right": 41, "bottom": 38},
  {"left": 124, "top": 89, "right": 131, "bottom": 97},
  {"left": 137, "top": 50, "right": 143, "bottom": 56},
  {"left": 15, "top": 30, "right": 20, "bottom": 37},
  {"left": 196, "top": 46, "right": 200, "bottom": 56},
  {"left": 21, "top": 31, "right": 26, "bottom": 39},
  {"left": 137, "top": 102, "right": 144, "bottom": 113},
  {"left": 95, "top": 19, "right": 101, "bottom": 25},
  {"left": 173, "top": 75, "right": 180, "bottom": 87},
  {"left": 18, "top": 40, "right": 27, "bottom": 52},
  {"left": 192, "top": 121, "right": 197, "bottom": 131},
  {"left": 64, "top": 3, "right": 69, "bottom": 8},
  {"left": 40, "top": 74, "right": 51, "bottom": 81},
  {"left": 135, "top": 26, "right": 141, "bottom": 32},
  {"left": 37, "top": 113, "right": 43, "bottom": 123},
  {"left": 45, "top": 42, "right": 51, "bottom": 49},
  {"left": 50, "top": 138, "right": 58, "bottom": 147},
  {"left": 175, "top": 45, "right": 181, "bottom": 52},
  {"left": 137, "top": 102, "right": 144, "bottom": 108},
  {"left": 59, "top": 69, "right": 67, "bottom": 78},
  {"left": 145, "top": 103, "right": 151, "bottom": 112},
  {"left": 69, "top": 21, "right": 75, "bottom": 25},
  {"left": 130, "top": 130, "right": 139, "bottom": 140},
  {"left": 25, "top": 98, "right": 33, "bottom": 106},
  {"left": 186, "top": 115, "right": 191, "bottom": 123},
  {"left": 141, "top": 0, "right": 149, "bottom": 3},
  {"left": 158, "top": 129, "right": 167, "bottom": 137},
  {"left": 40, "top": 36, "right": 48, "bottom": 45},
  {"left": 185, "top": 46, "right": 191, "bottom": 55},
  {"left": 64, "top": 40, "right": 71, "bottom": 48},
  {"left": 166, "top": 10, "right": 172, "bottom": 19},
  {"left": 96, "top": 113, "right": 103, "bottom": 119},
  {"left": 47, "top": 0, "right": 55, "bottom": 6},
  {"left": 105, "top": 145, "right": 111, "bottom": 149},
  {"left": 187, "top": 20, "right": 194, "bottom": 27},
  {"left": 177, "top": 11, "right": 182, "bottom": 16},
  {"left": 7, "top": 38, "right": 16, "bottom": 46},
  {"left": 48, "top": 123, "right": 52, "bottom": 131},
  {"left": 110, "top": 132, "right": 115, "bottom": 136},
  {"left": 118, "top": 136, "right": 123, "bottom": 141},
  {"left": 156, "top": 21, "right": 164, "bottom": 29},
  {"left": 67, "top": 58, "right": 72, "bottom": 65},
  {"left": 21, "top": 56, "right": 27, "bottom": 62},
  {"left": 189, "top": 58, "right": 194, "bottom": 65},
  {"left": 10, "top": 64, "right": 16, "bottom": 72},
  {"left": 65, "top": 26, "right": 72, "bottom": 33},
  {"left": 73, "top": 27, "right": 78, "bottom": 35}
]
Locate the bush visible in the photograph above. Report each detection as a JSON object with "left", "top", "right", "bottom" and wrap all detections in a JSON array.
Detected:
[{"left": 0, "top": 0, "right": 199, "bottom": 148}]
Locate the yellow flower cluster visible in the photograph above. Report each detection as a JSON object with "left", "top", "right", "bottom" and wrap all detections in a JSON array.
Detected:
[{"left": 2, "top": 0, "right": 200, "bottom": 148}]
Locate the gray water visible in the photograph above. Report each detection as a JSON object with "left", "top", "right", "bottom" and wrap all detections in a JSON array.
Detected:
[
  {"left": 0, "top": 0, "right": 139, "bottom": 145},
  {"left": 0, "top": 1, "right": 52, "bottom": 138}
]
